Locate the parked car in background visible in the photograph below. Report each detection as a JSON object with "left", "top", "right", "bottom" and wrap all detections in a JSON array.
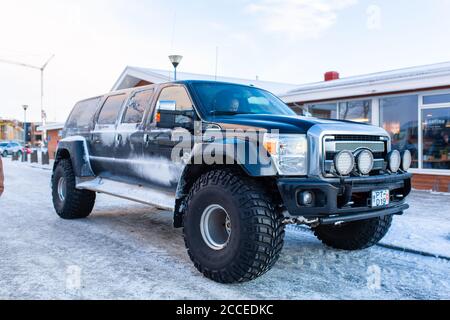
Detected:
[{"left": 0, "top": 142, "right": 23, "bottom": 158}]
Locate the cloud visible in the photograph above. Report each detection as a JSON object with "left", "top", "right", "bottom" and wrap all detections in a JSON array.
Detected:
[{"left": 246, "top": 0, "right": 358, "bottom": 39}]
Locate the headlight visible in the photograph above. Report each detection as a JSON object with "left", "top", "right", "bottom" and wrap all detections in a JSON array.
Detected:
[
  {"left": 357, "top": 149, "right": 374, "bottom": 175},
  {"left": 402, "top": 150, "right": 412, "bottom": 171},
  {"left": 334, "top": 150, "right": 355, "bottom": 176},
  {"left": 263, "top": 133, "right": 308, "bottom": 176},
  {"left": 388, "top": 150, "right": 401, "bottom": 173}
]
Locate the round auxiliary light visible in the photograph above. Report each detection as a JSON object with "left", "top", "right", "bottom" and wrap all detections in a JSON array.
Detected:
[
  {"left": 334, "top": 150, "right": 355, "bottom": 176},
  {"left": 388, "top": 150, "right": 401, "bottom": 173},
  {"left": 357, "top": 149, "right": 374, "bottom": 175},
  {"left": 402, "top": 150, "right": 412, "bottom": 171}
]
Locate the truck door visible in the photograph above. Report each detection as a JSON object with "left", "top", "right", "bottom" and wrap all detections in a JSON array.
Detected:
[
  {"left": 114, "top": 88, "right": 155, "bottom": 183},
  {"left": 90, "top": 93, "right": 127, "bottom": 178},
  {"left": 142, "top": 85, "right": 195, "bottom": 190}
]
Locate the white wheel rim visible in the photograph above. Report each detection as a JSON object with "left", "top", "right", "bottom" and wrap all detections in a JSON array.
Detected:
[
  {"left": 57, "top": 177, "right": 66, "bottom": 202},
  {"left": 200, "top": 204, "right": 231, "bottom": 251}
]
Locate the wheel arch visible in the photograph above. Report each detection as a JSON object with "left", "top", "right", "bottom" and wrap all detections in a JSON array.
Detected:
[
  {"left": 173, "top": 141, "right": 279, "bottom": 228},
  {"left": 53, "top": 137, "right": 95, "bottom": 178}
]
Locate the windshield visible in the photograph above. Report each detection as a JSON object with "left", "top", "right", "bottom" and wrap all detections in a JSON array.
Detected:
[
  {"left": 0, "top": 143, "right": 7, "bottom": 147},
  {"left": 191, "top": 82, "right": 295, "bottom": 119}
]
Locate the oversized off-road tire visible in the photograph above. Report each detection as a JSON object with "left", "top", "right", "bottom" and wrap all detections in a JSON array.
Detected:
[
  {"left": 52, "top": 159, "right": 96, "bottom": 219},
  {"left": 313, "top": 215, "right": 393, "bottom": 250},
  {"left": 183, "top": 169, "right": 285, "bottom": 284}
]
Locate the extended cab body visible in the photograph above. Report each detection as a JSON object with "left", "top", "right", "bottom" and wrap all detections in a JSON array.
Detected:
[{"left": 52, "top": 81, "right": 412, "bottom": 283}]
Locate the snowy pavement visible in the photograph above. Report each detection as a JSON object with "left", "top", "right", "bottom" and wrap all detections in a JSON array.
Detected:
[{"left": 0, "top": 158, "right": 449, "bottom": 300}]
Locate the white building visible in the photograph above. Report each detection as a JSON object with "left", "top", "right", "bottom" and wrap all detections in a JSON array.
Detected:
[
  {"left": 111, "top": 66, "right": 300, "bottom": 95},
  {"left": 280, "top": 62, "right": 450, "bottom": 192},
  {"left": 111, "top": 62, "right": 450, "bottom": 192}
]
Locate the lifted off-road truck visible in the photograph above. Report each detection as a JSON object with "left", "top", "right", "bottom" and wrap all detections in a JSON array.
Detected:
[{"left": 52, "top": 81, "right": 412, "bottom": 283}]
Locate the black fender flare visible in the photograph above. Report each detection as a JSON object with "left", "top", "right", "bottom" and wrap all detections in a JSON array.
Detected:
[
  {"left": 54, "top": 136, "right": 95, "bottom": 178},
  {"left": 173, "top": 138, "right": 278, "bottom": 227}
]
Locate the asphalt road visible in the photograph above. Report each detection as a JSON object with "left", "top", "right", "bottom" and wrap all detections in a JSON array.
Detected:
[{"left": 1, "top": 159, "right": 449, "bottom": 299}]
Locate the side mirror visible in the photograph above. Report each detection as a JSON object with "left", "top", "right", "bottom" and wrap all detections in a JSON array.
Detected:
[{"left": 156, "top": 100, "right": 195, "bottom": 129}]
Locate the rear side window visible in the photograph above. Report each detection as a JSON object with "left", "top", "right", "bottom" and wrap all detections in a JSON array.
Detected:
[
  {"left": 97, "top": 94, "right": 127, "bottom": 125},
  {"left": 66, "top": 97, "right": 101, "bottom": 130},
  {"left": 122, "top": 89, "right": 154, "bottom": 124}
]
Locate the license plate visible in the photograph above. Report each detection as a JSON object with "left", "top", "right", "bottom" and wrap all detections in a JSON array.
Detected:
[{"left": 371, "top": 190, "right": 390, "bottom": 208}]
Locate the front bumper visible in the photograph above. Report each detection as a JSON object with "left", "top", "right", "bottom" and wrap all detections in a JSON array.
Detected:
[{"left": 277, "top": 172, "right": 412, "bottom": 224}]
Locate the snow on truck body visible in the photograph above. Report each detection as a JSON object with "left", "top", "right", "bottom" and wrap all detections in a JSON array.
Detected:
[{"left": 51, "top": 80, "right": 412, "bottom": 283}]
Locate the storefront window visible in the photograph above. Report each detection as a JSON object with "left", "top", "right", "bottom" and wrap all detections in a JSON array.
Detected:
[
  {"left": 423, "top": 93, "right": 450, "bottom": 105},
  {"left": 307, "top": 103, "right": 338, "bottom": 119},
  {"left": 339, "top": 100, "right": 372, "bottom": 123},
  {"left": 422, "top": 108, "right": 450, "bottom": 170},
  {"left": 380, "top": 95, "right": 419, "bottom": 168}
]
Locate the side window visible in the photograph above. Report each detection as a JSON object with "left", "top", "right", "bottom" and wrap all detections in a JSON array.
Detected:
[
  {"left": 97, "top": 94, "right": 127, "bottom": 125},
  {"left": 157, "top": 86, "right": 193, "bottom": 112},
  {"left": 66, "top": 97, "right": 101, "bottom": 130},
  {"left": 122, "top": 89, "right": 154, "bottom": 124}
]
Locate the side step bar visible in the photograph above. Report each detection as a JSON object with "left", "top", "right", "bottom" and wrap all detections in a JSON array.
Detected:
[{"left": 76, "top": 178, "right": 175, "bottom": 211}]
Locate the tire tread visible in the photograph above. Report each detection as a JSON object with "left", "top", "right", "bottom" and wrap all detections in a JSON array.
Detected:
[{"left": 183, "top": 169, "right": 285, "bottom": 283}]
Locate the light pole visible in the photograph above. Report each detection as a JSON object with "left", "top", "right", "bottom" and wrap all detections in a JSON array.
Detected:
[
  {"left": 0, "top": 54, "right": 55, "bottom": 140},
  {"left": 22, "top": 105, "right": 29, "bottom": 144},
  {"left": 169, "top": 55, "right": 183, "bottom": 81}
]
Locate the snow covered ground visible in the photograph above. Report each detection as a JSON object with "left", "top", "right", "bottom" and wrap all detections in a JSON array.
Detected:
[{"left": 0, "top": 158, "right": 449, "bottom": 300}]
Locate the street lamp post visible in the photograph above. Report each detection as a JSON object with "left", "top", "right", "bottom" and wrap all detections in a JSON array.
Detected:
[
  {"left": 22, "top": 105, "right": 29, "bottom": 144},
  {"left": 0, "top": 54, "right": 54, "bottom": 141},
  {"left": 169, "top": 55, "right": 183, "bottom": 81}
]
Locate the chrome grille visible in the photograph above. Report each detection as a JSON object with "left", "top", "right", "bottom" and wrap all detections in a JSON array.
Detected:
[{"left": 323, "top": 135, "right": 388, "bottom": 175}]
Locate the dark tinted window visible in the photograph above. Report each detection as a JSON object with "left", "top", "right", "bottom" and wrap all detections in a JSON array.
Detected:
[
  {"left": 422, "top": 107, "right": 450, "bottom": 170},
  {"left": 66, "top": 97, "right": 101, "bottom": 130},
  {"left": 122, "top": 89, "right": 153, "bottom": 124},
  {"left": 191, "top": 82, "right": 295, "bottom": 118},
  {"left": 97, "top": 94, "right": 126, "bottom": 125}
]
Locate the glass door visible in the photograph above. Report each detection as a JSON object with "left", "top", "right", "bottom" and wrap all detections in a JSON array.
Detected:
[{"left": 421, "top": 107, "right": 450, "bottom": 170}]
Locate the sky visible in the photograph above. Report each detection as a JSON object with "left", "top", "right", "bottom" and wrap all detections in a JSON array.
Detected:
[{"left": 1, "top": 0, "right": 450, "bottom": 123}]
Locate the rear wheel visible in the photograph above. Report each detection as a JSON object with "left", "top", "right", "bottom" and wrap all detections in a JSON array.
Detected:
[
  {"left": 313, "top": 215, "right": 393, "bottom": 250},
  {"left": 183, "top": 169, "right": 285, "bottom": 284},
  {"left": 52, "top": 159, "right": 96, "bottom": 219}
]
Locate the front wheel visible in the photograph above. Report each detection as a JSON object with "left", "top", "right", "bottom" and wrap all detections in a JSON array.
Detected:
[
  {"left": 2, "top": 150, "right": 7, "bottom": 158},
  {"left": 313, "top": 215, "right": 393, "bottom": 250},
  {"left": 183, "top": 170, "right": 285, "bottom": 284},
  {"left": 52, "top": 159, "right": 96, "bottom": 219}
]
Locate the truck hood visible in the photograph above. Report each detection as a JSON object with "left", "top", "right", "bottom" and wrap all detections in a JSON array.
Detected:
[{"left": 210, "top": 114, "right": 384, "bottom": 135}]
